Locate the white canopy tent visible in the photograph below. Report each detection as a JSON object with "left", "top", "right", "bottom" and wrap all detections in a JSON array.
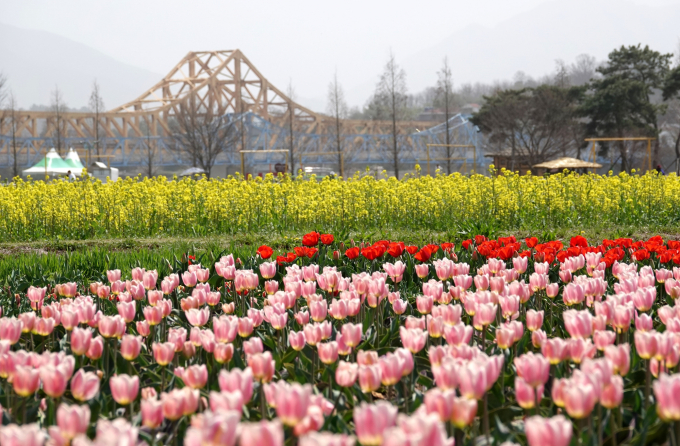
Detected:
[{"left": 22, "top": 148, "right": 83, "bottom": 177}]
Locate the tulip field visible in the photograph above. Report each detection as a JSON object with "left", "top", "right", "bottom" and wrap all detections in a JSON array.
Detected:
[
  {"left": 2, "top": 232, "right": 680, "bottom": 446},
  {"left": 1, "top": 169, "right": 680, "bottom": 241}
]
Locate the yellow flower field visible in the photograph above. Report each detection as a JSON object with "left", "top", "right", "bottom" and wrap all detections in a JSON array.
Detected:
[{"left": 1, "top": 168, "right": 679, "bottom": 241}]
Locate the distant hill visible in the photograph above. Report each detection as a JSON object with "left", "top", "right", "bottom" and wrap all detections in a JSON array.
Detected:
[
  {"left": 404, "top": 0, "right": 680, "bottom": 89},
  {"left": 0, "top": 22, "right": 162, "bottom": 109},
  {"left": 344, "top": 0, "right": 680, "bottom": 107}
]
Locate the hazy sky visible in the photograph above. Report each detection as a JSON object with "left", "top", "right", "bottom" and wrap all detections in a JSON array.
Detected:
[{"left": 2, "top": 0, "right": 679, "bottom": 110}]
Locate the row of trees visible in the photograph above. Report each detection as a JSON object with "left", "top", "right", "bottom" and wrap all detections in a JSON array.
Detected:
[{"left": 472, "top": 44, "right": 680, "bottom": 173}]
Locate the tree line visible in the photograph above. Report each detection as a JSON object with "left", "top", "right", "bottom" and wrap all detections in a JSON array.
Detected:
[{"left": 471, "top": 44, "right": 680, "bottom": 174}]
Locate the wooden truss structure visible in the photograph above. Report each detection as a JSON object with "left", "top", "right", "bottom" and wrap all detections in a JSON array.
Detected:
[
  {"left": 2, "top": 50, "right": 430, "bottom": 141},
  {"left": 0, "top": 50, "right": 483, "bottom": 171}
]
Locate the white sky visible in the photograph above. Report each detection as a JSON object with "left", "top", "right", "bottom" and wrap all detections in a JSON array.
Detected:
[{"left": 2, "top": 0, "right": 679, "bottom": 109}]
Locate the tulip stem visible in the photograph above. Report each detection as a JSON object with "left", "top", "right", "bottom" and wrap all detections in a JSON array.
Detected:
[
  {"left": 597, "top": 404, "right": 603, "bottom": 446},
  {"left": 481, "top": 325, "right": 487, "bottom": 353},
  {"left": 160, "top": 366, "right": 166, "bottom": 393},
  {"left": 645, "top": 359, "right": 651, "bottom": 411},
  {"left": 259, "top": 383, "right": 268, "bottom": 420},
  {"left": 610, "top": 409, "right": 617, "bottom": 446},
  {"left": 483, "top": 393, "right": 490, "bottom": 446}
]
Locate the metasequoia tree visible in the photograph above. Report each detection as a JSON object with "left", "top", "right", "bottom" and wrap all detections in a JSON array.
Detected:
[
  {"left": 435, "top": 57, "right": 455, "bottom": 174},
  {"left": 326, "top": 70, "right": 348, "bottom": 176},
  {"left": 375, "top": 52, "right": 408, "bottom": 179}
]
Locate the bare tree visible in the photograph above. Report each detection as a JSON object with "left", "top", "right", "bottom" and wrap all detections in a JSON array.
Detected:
[
  {"left": 171, "top": 93, "right": 239, "bottom": 178},
  {"left": 50, "top": 86, "right": 67, "bottom": 157},
  {"left": 6, "top": 92, "right": 19, "bottom": 178},
  {"left": 89, "top": 80, "right": 105, "bottom": 157},
  {"left": 287, "top": 81, "right": 297, "bottom": 175},
  {"left": 326, "top": 70, "right": 348, "bottom": 176},
  {"left": 375, "top": 51, "right": 408, "bottom": 178},
  {"left": 0, "top": 73, "right": 7, "bottom": 109},
  {"left": 436, "top": 57, "right": 455, "bottom": 174},
  {"left": 569, "top": 54, "right": 598, "bottom": 86},
  {"left": 141, "top": 117, "right": 158, "bottom": 178}
]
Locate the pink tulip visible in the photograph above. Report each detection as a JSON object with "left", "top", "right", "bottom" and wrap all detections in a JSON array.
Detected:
[
  {"left": 185, "top": 307, "right": 210, "bottom": 327},
  {"left": 309, "top": 300, "right": 328, "bottom": 322},
  {"left": 0, "top": 424, "right": 46, "bottom": 446},
  {"left": 399, "top": 327, "right": 427, "bottom": 354},
  {"left": 612, "top": 305, "right": 633, "bottom": 333},
  {"left": 275, "top": 383, "right": 312, "bottom": 426},
  {"left": 318, "top": 341, "right": 339, "bottom": 365},
  {"left": 153, "top": 342, "right": 175, "bottom": 366},
  {"left": 213, "top": 315, "right": 238, "bottom": 343},
  {"left": 219, "top": 367, "right": 254, "bottom": 402},
  {"left": 70, "top": 369, "right": 100, "bottom": 401},
  {"left": 499, "top": 295, "right": 519, "bottom": 320},
  {"left": 457, "top": 362, "right": 486, "bottom": 400},
  {"left": 213, "top": 343, "right": 234, "bottom": 364},
  {"left": 264, "top": 280, "right": 279, "bottom": 295},
  {"left": 472, "top": 303, "right": 496, "bottom": 330},
  {"left": 514, "top": 352, "right": 550, "bottom": 387},
  {"left": 181, "top": 364, "right": 208, "bottom": 389},
  {"left": 182, "top": 271, "right": 198, "bottom": 288},
  {"left": 147, "top": 290, "right": 163, "bottom": 306},
  {"left": 260, "top": 261, "right": 277, "bottom": 279},
  {"left": 379, "top": 353, "right": 404, "bottom": 386},
  {"left": 13, "top": 365, "right": 40, "bottom": 396},
  {"left": 69, "top": 326, "right": 91, "bottom": 356},
  {"left": 423, "top": 387, "right": 454, "bottom": 422},
  {"left": 358, "top": 364, "right": 382, "bottom": 393},
  {"left": 340, "top": 323, "right": 362, "bottom": 348},
  {"left": 209, "top": 390, "right": 244, "bottom": 413},
  {"left": 563, "top": 309, "right": 593, "bottom": 339},
  {"left": 567, "top": 338, "right": 596, "bottom": 364},
  {"left": 18, "top": 312, "right": 35, "bottom": 333},
  {"left": 248, "top": 351, "right": 275, "bottom": 383},
  {"left": 0, "top": 318, "right": 23, "bottom": 345},
  {"left": 353, "top": 401, "right": 398, "bottom": 446},
  {"left": 444, "top": 322, "right": 473, "bottom": 346},
  {"left": 98, "top": 315, "right": 126, "bottom": 338},
  {"left": 116, "top": 301, "right": 136, "bottom": 323},
  {"left": 635, "top": 330, "right": 658, "bottom": 360},
  {"left": 526, "top": 310, "right": 544, "bottom": 332},
  {"left": 601, "top": 375, "right": 624, "bottom": 409},
  {"left": 450, "top": 396, "right": 478, "bottom": 428},
  {"left": 56, "top": 403, "right": 90, "bottom": 440},
  {"left": 531, "top": 329, "right": 547, "bottom": 348},
  {"left": 416, "top": 295, "right": 434, "bottom": 315},
  {"left": 40, "top": 364, "right": 68, "bottom": 398},
  {"left": 546, "top": 283, "right": 559, "bottom": 298},
  {"left": 593, "top": 330, "right": 616, "bottom": 351},
  {"left": 239, "top": 419, "right": 284, "bottom": 446},
  {"left": 524, "top": 415, "right": 572, "bottom": 446},
  {"left": 515, "top": 377, "right": 542, "bottom": 409},
  {"left": 141, "top": 399, "right": 163, "bottom": 428},
  {"left": 136, "top": 320, "right": 150, "bottom": 337},
  {"left": 288, "top": 330, "right": 306, "bottom": 351},
  {"left": 415, "top": 264, "right": 430, "bottom": 279},
  {"left": 562, "top": 283, "right": 584, "bottom": 306},
  {"left": 329, "top": 299, "right": 349, "bottom": 320},
  {"left": 142, "top": 271, "right": 158, "bottom": 290},
  {"left": 635, "top": 312, "right": 654, "bottom": 332},
  {"left": 86, "top": 336, "right": 104, "bottom": 360},
  {"left": 563, "top": 381, "right": 597, "bottom": 419},
  {"left": 243, "top": 338, "right": 264, "bottom": 357},
  {"left": 110, "top": 374, "right": 139, "bottom": 405},
  {"left": 541, "top": 338, "right": 568, "bottom": 364},
  {"left": 335, "top": 361, "right": 359, "bottom": 388}
]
